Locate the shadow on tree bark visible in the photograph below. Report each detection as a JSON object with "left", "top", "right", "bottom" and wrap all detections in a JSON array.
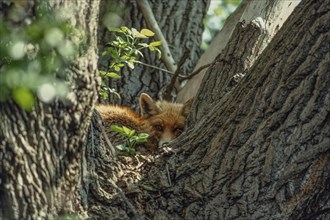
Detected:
[{"left": 83, "top": 0, "right": 330, "bottom": 219}]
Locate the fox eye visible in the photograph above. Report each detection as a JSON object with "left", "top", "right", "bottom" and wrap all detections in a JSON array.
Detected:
[
  {"left": 174, "top": 127, "right": 184, "bottom": 135},
  {"left": 155, "top": 125, "right": 163, "bottom": 131}
]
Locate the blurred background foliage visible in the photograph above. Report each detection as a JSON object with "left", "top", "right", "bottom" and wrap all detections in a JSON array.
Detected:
[
  {"left": 0, "top": 0, "right": 241, "bottom": 110},
  {"left": 202, "top": 0, "right": 241, "bottom": 50},
  {"left": 0, "top": 1, "right": 82, "bottom": 110}
]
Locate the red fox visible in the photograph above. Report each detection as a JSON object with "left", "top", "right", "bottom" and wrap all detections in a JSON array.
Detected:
[{"left": 96, "top": 93, "right": 193, "bottom": 152}]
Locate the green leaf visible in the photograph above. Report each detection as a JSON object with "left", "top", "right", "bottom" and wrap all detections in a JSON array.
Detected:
[
  {"left": 122, "top": 126, "right": 133, "bottom": 135},
  {"left": 12, "top": 87, "right": 35, "bottom": 110},
  {"left": 99, "top": 70, "right": 107, "bottom": 76},
  {"left": 135, "top": 50, "right": 143, "bottom": 57},
  {"left": 131, "top": 28, "right": 147, "bottom": 38},
  {"left": 126, "top": 61, "right": 134, "bottom": 69},
  {"left": 120, "top": 26, "right": 130, "bottom": 34},
  {"left": 130, "top": 133, "right": 149, "bottom": 143},
  {"left": 115, "top": 143, "right": 127, "bottom": 151},
  {"left": 155, "top": 48, "right": 162, "bottom": 59},
  {"left": 114, "top": 65, "right": 120, "bottom": 71},
  {"left": 140, "top": 28, "right": 155, "bottom": 37},
  {"left": 149, "top": 41, "right": 161, "bottom": 47},
  {"left": 134, "top": 137, "right": 148, "bottom": 143},
  {"left": 138, "top": 43, "right": 149, "bottom": 48},
  {"left": 100, "top": 90, "right": 108, "bottom": 100},
  {"left": 106, "top": 72, "right": 121, "bottom": 79},
  {"left": 149, "top": 45, "right": 155, "bottom": 51},
  {"left": 116, "top": 36, "right": 124, "bottom": 43},
  {"left": 111, "top": 125, "right": 124, "bottom": 133},
  {"left": 138, "top": 133, "right": 149, "bottom": 139}
]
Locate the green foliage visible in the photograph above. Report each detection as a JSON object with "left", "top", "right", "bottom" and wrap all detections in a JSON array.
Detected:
[
  {"left": 202, "top": 0, "right": 241, "bottom": 49},
  {"left": 111, "top": 125, "right": 149, "bottom": 156},
  {"left": 100, "top": 27, "right": 161, "bottom": 100},
  {"left": 0, "top": 4, "right": 82, "bottom": 110}
]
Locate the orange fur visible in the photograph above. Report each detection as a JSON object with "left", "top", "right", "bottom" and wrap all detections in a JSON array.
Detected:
[{"left": 96, "top": 93, "right": 193, "bottom": 151}]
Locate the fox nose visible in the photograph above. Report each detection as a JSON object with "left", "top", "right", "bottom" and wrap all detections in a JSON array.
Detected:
[
  {"left": 158, "top": 140, "right": 170, "bottom": 148},
  {"left": 162, "top": 142, "right": 169, "bottom": 147}
]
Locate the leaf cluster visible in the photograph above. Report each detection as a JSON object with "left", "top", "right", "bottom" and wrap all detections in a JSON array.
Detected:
[
  {"left": 0, "top": 6, "right": 82, "bottom": 110},
  {"left": 111, "top": 125, "right": 149, "bottom": 156},
  {"left": 100, "top": 27, "right": 161, "bottom": 100}
]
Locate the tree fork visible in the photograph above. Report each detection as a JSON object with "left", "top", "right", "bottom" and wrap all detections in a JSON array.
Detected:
[{"left": 120, "top": 0, "right": 330, "bottom": 219}]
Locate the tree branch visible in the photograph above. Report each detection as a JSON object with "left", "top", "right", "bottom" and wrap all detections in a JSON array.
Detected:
[
  {"left": 134, "top": 61, "right": 185, "bottom": 78},
  {"left": 163, "top": 49, "right": 190, "bottom": 101},
  {"left": 179, "top": 63, "right": 213, "bottom": 80},
  {"left": 135, "top": 0, "right": 177, "bottom": 72}
]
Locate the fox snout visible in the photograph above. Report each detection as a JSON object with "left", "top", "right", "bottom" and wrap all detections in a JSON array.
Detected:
[{"left": 155, "top": 126, "right": 184, "bottom": 148}]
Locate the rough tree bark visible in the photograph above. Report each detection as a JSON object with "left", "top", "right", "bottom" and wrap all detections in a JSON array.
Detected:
[
  {"left": 98, "top": 0, "right": 209, "bottom": 107},
  {"left": 163, "top": 0, "right": 330, "bottom": 219},
  {"left": 0, "top": 0, "right": 100, "bottom": 219},
  {"left": 85, "top": 0, "right": 329, "bottom": 219},
  {"left": 177, "top": 0, "right": 301, "bottom": 103},
  {"left": 1, "top": 0, "right": 329, "bottom": 219}
]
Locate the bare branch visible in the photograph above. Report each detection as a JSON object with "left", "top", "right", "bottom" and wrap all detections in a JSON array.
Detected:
[
  {"left": 136, "top": 0, "right": 177, "bottom": 72},
  {"left": 163, "top": 49, "right": 190, "bottom": 101},
  {"left": 179, "top": 63, "right": 213, "bottom": 80}
]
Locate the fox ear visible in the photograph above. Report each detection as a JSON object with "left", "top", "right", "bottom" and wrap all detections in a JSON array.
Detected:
[
  {"left": 139, "top": 93, "right": 159, "bottom": 117},
  {"left": 182, "top": 98, "right": 194, "bottom": 117}
]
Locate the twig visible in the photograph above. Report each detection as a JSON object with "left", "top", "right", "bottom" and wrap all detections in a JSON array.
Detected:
[
  {"left": 180, "top": 63, "right": 213, "bottom": 80},
  {"left": 101, "top": 128, "right": 116, "bottom": 157},
  {"left": 166, "top": 164, "right": 172, "bottom": 186},
  {"left": 163, "top": 49, "right": 190, "bottom": 101},
  {"left": 134, "top": 61, "right": 185, "bottom": 78},
  {"left": 135, "top": 0, "right": 177, "bottom": 72},
  {"left": 135, "top": 60, "right": 213, "bottom": 81}
]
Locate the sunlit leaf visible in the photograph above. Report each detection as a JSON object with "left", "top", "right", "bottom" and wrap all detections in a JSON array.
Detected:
[
  {"left": 123, "top": 126, "right": 133, "bottom": 135},
  {"left": 131, "top": 28, "right": 147, "bottom": 38},
  {"left": 149, "top": 45, "right": 155, "bottom": 51},
  {"left": 140, "top": 28, "right": 155, "bottom": 37},
  {"left": 99, "top": 70, "right": 107, "bottom": 76},
  {"left": 138, "top": 133, "right": 149, "bottom": 139},
  {"left": 136, "top": 50, "right": 143, "bottom": 57},
  {"left": 111, "top": 125, "right": 124, "bottom": 133},
  {"left": 114, "top": 65, "right": 120, "bottom": 71},
  {"left": 138, "top": 43, "right": 149, "bottom": 48},
  {"left": 149, "top": 41, "right": 161, "bottom": 47},
  {"left": 12, "top": 87, "right": 35, "bottom": 110},
  {"left": 155, "top": 48, "right": 162, "bottom": 59},
  {"left": 126, "top": 61, "right": 135, "bottom": 69},
  {"left": 106, "top": 72, "right": 121, "bottom": 79},
  {"left": 115, "top": 143, "right": 127, "bottom": 151}
]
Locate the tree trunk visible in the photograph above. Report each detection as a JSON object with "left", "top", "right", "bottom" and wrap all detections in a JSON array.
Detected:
[
  {"left": 164, "top": 0, "right": 330, "bottom": 219},
  {"left": 98, "top": 0, "right": 209, "bottom": 107},
  {"left": 86, "top": 0, "right": 329, "bottom": 219},
  {"left": 177, "top": 0, "right": 301, "bottom": 103},
  {"left": 2, "top": 0, "right": 329, "bottom": 219},
  {"left": 0, "top": 0, "right": 100, "bottom": 219}
]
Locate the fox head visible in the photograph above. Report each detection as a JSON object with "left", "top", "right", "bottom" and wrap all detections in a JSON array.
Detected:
[{"left": 139, "top": 93, "right": 193, "bottom": 148}]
